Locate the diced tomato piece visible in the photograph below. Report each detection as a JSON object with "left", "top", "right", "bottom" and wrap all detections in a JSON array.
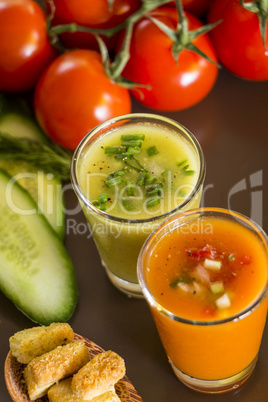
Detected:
[
  {"left": 186, "top": 244, "right": 218, "bottom": 260},
  {"left": 240, "top": 255, "right": 251, "bottom": 265},
  {"left": 203, "top": 305, "right": 217, "bottom": 318}
]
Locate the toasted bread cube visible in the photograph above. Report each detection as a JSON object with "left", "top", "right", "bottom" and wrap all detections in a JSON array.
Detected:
[
  {"left": 9, "top": 323, "right": 74, "bottom": 364},
  {"left": 71, "top": 350, "right": 125, "bottom": 400},
  {"left": 24, "top": 341, "right": 89, "bottom": 400},
  {"left": 48, "top": 378, "right": 120, "bottom": 402}
]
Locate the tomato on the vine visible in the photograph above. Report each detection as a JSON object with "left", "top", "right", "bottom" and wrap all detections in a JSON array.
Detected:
[
  {"left": 182, "top": 0, "right": 214, "bottom": 16},
  {"left": 0, "top": 0, "right": 56, "bottom": 92},
  {"left": 34, "top": 49, "right": 131, "bottom": 150},
  {"left": 120, "top": 6, "right": 218, "bottom": 111},
  {"left": 51, "top": 0, "right": 141, "bottom": 51},
  {"left": 208, "top": 0, "right": 268, "bottom": 81}
]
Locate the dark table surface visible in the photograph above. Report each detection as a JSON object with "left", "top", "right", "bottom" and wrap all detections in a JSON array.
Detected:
[{"left": 1, "top": 68, "right": 268, "bottom": 401}]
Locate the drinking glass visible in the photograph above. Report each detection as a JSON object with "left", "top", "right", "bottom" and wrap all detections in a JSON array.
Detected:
[
  {"left": 71, "top": 114, "right": 205, "bottom": 297},
  {"left": 138, "top": 208, "right": 268, "bottom": 393}
]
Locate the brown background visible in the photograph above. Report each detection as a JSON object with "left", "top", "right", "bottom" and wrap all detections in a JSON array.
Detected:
[{"left": 1, "top": 68, "right": 268, "bottom": 401}]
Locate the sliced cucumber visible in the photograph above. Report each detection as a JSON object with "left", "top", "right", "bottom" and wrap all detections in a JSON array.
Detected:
[
  {"left": 0, "top": 98, "right": 65, "bottom": 238},
  {"left": 0, "top": 112, "right": 46, "bottom": 141},
  {"left": 0, "top": 169, "right": 77, "bottom": 325},
  {"left": 204, "top": 258, "right": 222, "bottom": 271},
  {"left": 0, "top": 160, "right": 65, "bottom": 238},
  {"left": 0, "top": 94, "right": 47, "bottom": 141},
  {"left": 210, "top": 281, "right": 224, "bottom": 295}
]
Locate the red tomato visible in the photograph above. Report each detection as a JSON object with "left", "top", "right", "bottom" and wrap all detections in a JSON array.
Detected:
[
  {"left": 34, "top": 49, "right": 131, "bottom": 150},
  {"left": 0, "top": 0, "right": 56, "bottom": 92},
  {"left": 182, "top": 0, "right": 214, "bottom": 16},
  {"left": 120, "top": 6, "right": 218, "bottom": 111},
  {"left": 51, "top": 0, "right": 141, "bottom": 50},
  {"left": 208, "top": 0, "right": 268, "bottom": 80}
]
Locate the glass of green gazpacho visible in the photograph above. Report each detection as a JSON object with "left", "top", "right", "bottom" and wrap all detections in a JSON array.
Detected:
[{"left": 71, "top": 114, "right": 205, "bottom": 297}]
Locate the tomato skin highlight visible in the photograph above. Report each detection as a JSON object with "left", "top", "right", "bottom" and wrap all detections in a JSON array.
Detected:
[
  {"left": 0, "top": 0, "right": 57, "bottom": 92},
  {"left": 51, "top": 0, "right": 141, "bottom": 51},
  {"left": 34, "top": 49, "right": 131, "bottom": 150},
  {"left": 208, "top": 0, "right": 268, "bottom": 81},
  {"left": 120, "top": 7, "right": 218, "bottom": 111}
]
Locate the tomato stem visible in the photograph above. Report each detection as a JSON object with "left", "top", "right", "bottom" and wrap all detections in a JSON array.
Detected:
[
  {"left": 147, "top": 0, "right": 221, "bottom": 66},
  {"left": 239, "top": 0, "right": 268, "bottom": 48},
  {"left": 108, "top": 0, "right": 115, "bottom": 13},
  {"left": 49, "top": 0, "right": 171, "bottom": 40},
  {"left": 100, "top": 0, "right": 172, "bottom": 87},
  {"left": 50, "top": 23, "right": 118, "bottom": 39},
  {"left": 174, "top": 0, "right": 189, "bottom": 44},
  {"left": 48, "top": 0, "right": 172, "bottom": 86}
]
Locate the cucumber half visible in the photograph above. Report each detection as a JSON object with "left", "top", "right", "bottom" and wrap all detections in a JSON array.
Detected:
[
  {"left": 0, "top": 112, "right": 46, "bottom": 141},
  {"left": 0, "top": 99, "right": 65, "bottom": 238},
  {"left": 0, "top": 160, "right": 65, "bottom": 238},
  {"left": 0, "top": 169, "right": 78, "bottom": 325}
]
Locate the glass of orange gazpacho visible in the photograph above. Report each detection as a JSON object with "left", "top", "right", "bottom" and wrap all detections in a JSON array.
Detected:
[
  {"left": 138, "top": 208, "right": 268, "bottom": 393},
  {"left": 71, "top": 114, "right": 205, "bottom": 297}
]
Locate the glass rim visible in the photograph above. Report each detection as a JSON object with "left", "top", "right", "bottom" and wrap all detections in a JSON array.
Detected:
[
  {"left": 137, "top": 207, "right": 268, "bottom": 326},
  {"left": 71, "top": 113, "right": 206, "bottom": 224}
]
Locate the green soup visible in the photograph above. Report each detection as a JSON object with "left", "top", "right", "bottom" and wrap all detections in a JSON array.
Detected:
[{"left": 76, "top": 119, "right": 204, "bottom": 293}]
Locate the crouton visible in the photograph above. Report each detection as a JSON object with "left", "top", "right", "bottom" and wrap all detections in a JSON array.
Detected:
[
  {"left": 48, "top": 378, "right": 120, "bottom": 402},
  {"left": 9, "top": 323, "right": 74, "bottom": 364},
  {"left": 24, "top": 341, "right": 89, "bottom": 400},
  {"left": 71, "top": 351, "right": 125, "bottom": 400}
]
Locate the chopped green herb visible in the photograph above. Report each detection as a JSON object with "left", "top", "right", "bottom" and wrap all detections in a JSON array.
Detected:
[
  {"left": 114, "top": 152, "right": 131, "bottom": 160},
  {"left": 121, "top": 139, "right": 143, "bottom": 148},
  {"left": 183, "top": 169, "right": 195, "bottom": 176},
  {"left": 92, "top": 193, "right": 109, "bottom": 211},
  {"left": 107, "top": 170, "right": 126, "bottom": 179},
  {"left": 105, "top": 146, "right": 125, "bottom": 154},
  {"left": 98, "top": 193, "right": 108, "bottom": 204},
  {"left": 136, "top": 172, "right": 146, "bottom": 186},
  {"left": 132, "top": 155, "right": 147, "bottom": 171},
  {"left": 145, "top": 183, "right": 163, "bottom": 191},
  {"left": 146, "top": 188, "right": 162, "bottom": 197},
  {"left": 126, "top": 181, "right": 135, "bottom": 196},
  {"left": 104, "top": 175, "right": 124, "bottom": 187},
  {"left": 145, "top": 173, "right": 157, "bottom": 185},
  {"left": 121, "top": 134, "right": 145, "bottom": 141},
  {"left": 177, "top": 159, "right": 188, "bottom": 167},
  {"left": 146, "top": 196, "right": 161, "bottom": 208},
  {"left": 147, "top": 145, "right": 159, "bottom": 157},
  {"left": 145, "top": 183, "right": 163, "bottom": 197},
  {"left": 127, "top": 147, "right": 142, "bottom": 155},
  {"left": 124, "top": 160, "right": 142, "bottom": 171},
  {"left": 179, "top": 163, "right": 195, "bottom": 176}
]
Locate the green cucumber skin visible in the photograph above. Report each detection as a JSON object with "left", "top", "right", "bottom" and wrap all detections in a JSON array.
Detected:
[
  {"left": 0, "top": 95, "right": 47, "bottom": 142},
  {"left": 0, "top": 160, "right": 65, "bottom": 239},
  {"left": 0, "top": 169, "right": 78, "bottom": 325},
  {"left": 0, "top": 112, "right": 46, "bottom": 141},
  {"left": 0, "top": 111, "right": 65, "bottom": 238}
]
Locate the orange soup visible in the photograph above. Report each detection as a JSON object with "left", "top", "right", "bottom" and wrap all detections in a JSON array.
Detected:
[
  {"left": 146, "top": 217, "right": 268, "bottom": 321},
  {"left": 142, "top": 212, "right": 268, "bottom": 382}
]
